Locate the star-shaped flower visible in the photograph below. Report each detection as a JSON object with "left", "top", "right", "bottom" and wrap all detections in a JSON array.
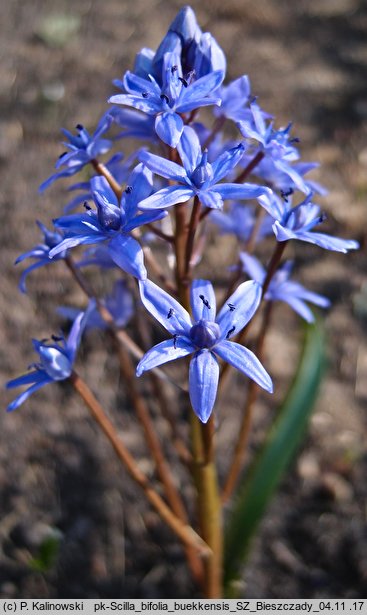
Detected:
[
  {"left": 240, "top": 253, "right": 330, "bottom": 322},
  {"left": 138, "top": 126, "right": 271, "bottom": 211},
  {"left": 109, "top": 52, "right": 224, "bottom": 147},
  {"left": 15, "top": 221, "right": 67, "bottom": 293},
  {"left": 6, "top": 308, "right": 91, "bottom": 412},
  {"left": 39, "top": 114, "right": 113, "bottom": 192},
  {"left": 258, "top": 192, "right": 359, "bottom": 253},
  {"left": 136, "top": 278, "right": 273, "bottom": 422},
  {"left": 49, "top": 164, "right": 167, "bottom": 279}
]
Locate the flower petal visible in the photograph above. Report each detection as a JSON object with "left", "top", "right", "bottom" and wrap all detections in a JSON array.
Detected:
[
  {"left": 214, "top": 341, "right": 273, "bottom": 392},
  {"left": 214, "top": 182, "right": 270, "bottom": 201},
  {"left": 139, "top": 279, "right": 192, "bottom": 336},
  {"left": 6, "top": 376, "right": 52, "bottom": 412},
  {"left": 177, "top": 126, "right": 201, "bottom": 174},
  {"left": 108, "top": 234, "right": 147, "bottom": 279},
  {"left": 139, "top": 150, "right": 188, "bottom": 182},
  {"left": 198, "top": 190, "right": 223, "bottom": 210},
  {"left": 216, "top": 280, "right": 261, "bottom": 339},
  {"left": 139, "top": 185, "right": 194, "bottom": 210},
  {"left": 189, "top": 350, "right": 219, "bottom": 423},
  {"left": 136, "top": 338, "right": 194, "bottom": 376},
  {"left": 155, "top": 112, "right": 184, "bottom": 147},
  {"left": 190, "top": 279, "right": 216, "bottom": 321}
]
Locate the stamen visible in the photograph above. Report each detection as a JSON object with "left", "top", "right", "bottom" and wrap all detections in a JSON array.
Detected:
[
  {"left": 171, "top": 65, "right": 178, "bottom": 74},
  {"left": 83, "top": 201, "right": 92, "bottom": 211},
  {"left": 199, "top": 294, "right": 211, "bottom": 309},
  {"left": 58, "top": 152, "right": 68, "bottom": 159},
  {"left": 52, "top": 335, "right": 63, "bottom": 342},
  {"left": 160, "top": 94, "right": 170, "bottom": 104},
  {"left": 167, "top": 308, "right": 174, "bottom": 319},
  {"left": 280, "top": 188, "right": 294, "bottom": 202},
  {"left": 290, "top": 137, "right": 300, "bottom": 144},
  {"left": 228, "top": 303, "right": 235, "bottom": 311},
  {"left": 178, "top": 77, "right": 188, "bottom": 88},
  {"left": 173, "top": 334, "right": 178, "bottom": 349},
  {"left": 226, "top": 326, "right": 236, "bottom": 339},
  {"left": 76, "top": 124, "right": 84, "bottom": 131},
  {"left": 125, "top": 186, "right": 133, "bottom": 194},
  {"left": 142, "top": 91, "right": 149, "bottom": 98}
]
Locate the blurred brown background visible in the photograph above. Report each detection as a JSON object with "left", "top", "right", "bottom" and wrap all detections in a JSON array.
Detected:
[{"left": 0, "top": 0, "right": 366, "bottom": 598}]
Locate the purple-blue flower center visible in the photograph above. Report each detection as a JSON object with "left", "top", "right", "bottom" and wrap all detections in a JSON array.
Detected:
[
  {"left": 190, "top": 151, "right": 213, "bottom": 188},
  {"left": 190, "top": 319, "right": 220, "bottom": 349}
]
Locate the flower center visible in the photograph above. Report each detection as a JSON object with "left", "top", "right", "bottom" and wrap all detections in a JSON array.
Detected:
[
  {"left": 190, "top": 150, "right": 213, "bottom": 188},
  {"left": 190, "top": 319, "right": 220, "bottom": 349}
]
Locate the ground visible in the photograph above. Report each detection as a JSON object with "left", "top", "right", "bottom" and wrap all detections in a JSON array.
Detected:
[{"left": 0, "top": 0, "right": 366, "bottom": 599}]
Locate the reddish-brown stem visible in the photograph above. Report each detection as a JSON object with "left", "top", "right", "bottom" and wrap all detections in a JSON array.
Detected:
[
  {"left": 116, "top": 344, "right": 204, "bottom": 585},
  {"left": 145, "top": 223, "right": 174, "bottom": 244},
  {"left": 234, "top": 150, "right": 264, "bottom": 184},
  {"left": 70, "top": 371, "right": 210, "bottom": 557},
  {"left": 184, "top": 196, "right": 202, "bottom": 277},
  {"left": 221, "top": 301, "right": 274, "bottom": 503},
  {"left": 91, "top": 159, "right": 123, "bottom": 199}
]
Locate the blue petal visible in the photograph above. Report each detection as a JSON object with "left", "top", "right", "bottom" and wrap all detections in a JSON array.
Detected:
[
  {"left": 6, "top": 376, "right": 52, "bottom": 412},
  {"left": 211, "top": 145, "right": 245, "bottom": 183},
  {"left": 190, "top": 280, "right": 216, "bottom": 321},
  {"left": 214, "top": 341, "right": 273, "bottom": 392},
  {"left": 15, "top": 246, "right": 48, "bottom": 264},
  {"left": 136, "top": 338, "right": 194, "bottom": 376},
  {"left": 6, "top": 369, "right": 49, "bottom": 389},
  {"left": 138, "top": 279, "right": 192, "bottom": 336},
  {"left": 179, "top": 71, "right": 224, "bottom": 106},
  {"left": 273, "top": 222, "right": 360, "bottom": 252},
  {"left": 66, "top": 305, "right": 95, "bottom": 362},
  {"left": 177, "top": 96, "right": 222, "bottom": 114},
  {"left": 155, "top": 112, "right": 184, "bottom": 147},
  {"left": 138, "top": 186, "right": 194, "bottom": 210},
  {"left": 277, "top": 296, "right": 316, "bottom": 323},
  {"left": 198, "top": 190, "right": 223, "bottom": 209},
  {"left": 108, "top": 234, "right": 147, "bottom": 279},
  {"left": 214, "top": 183, "right": 271, "bottom": 201},
  {"left": 108, "top": 94, "right": 161, "bottom": 115},
  {"left": 123, "top": 163, "right": 154, "bottom": 220},
  {"left": 216, "top": 280, "right": 261, "bottom": 340},
  {"left": 123, "top": 71, "right": 161, "bottom": 96},
  {"left": 189, "top": 350, "right": 219, "bottom": 423},
  {"left": 124, "top": 209, "right": 167, "bottom": 233},
  {"left": 139, "top": 150, "right": 189, "bottom": 182},
  {"left": 49, "top": 234, "right": 105, "bottom": 258},
  {"left": 177, "top": 126, "right": 201, "bottom": 174},
  {"left": 239, "top": 253, "right": 266, "bottom": 284}
]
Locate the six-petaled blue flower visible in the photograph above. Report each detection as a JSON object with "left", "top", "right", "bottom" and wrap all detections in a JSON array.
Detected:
[
  {"left": 240, "top": 253, "right": 331, "bottom": 323},
  {"left": 6, "top": 308, "right": 91, "bottom": 412},
  {"left": 138, "top": 126, "right": 271, "bottom": 211},
  {"left": 136, "top": 278, "right": 273, "bottom": 423}
]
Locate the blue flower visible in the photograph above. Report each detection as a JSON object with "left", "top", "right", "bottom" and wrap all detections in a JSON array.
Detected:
[
  {"left": 39, "top": 114, "right": 113, "bottom": 192},
  {"left": 49, "top": 164, "right": 167, "bottom": 279},
  {"left": 136, "top": 278, "right": 273, "bottom": 423},
  {"left": 237, "top": 100, "right": 311, "bottom": 193},
  {"left": 147, "top": 6, "right": 226, "bottom": 81},
  {"left": 240, "top": 253, "right": 330, "bottom": 323},
  {"left": 213, "top": 75, "right": 252, "bottom": 122},
  {"left": 6, "top": 308, "right": 91, "bottom": 412},
  {"left": 239, "top": 154, "right": 328, "bottom": 197},
  {"left": 109, "top": 52, "right": 224, "bottom": 148},
  {"left": 138, "top": 126, "right": 271, "bottom": 211},
  {"left": 58, "top": 280, "right": 134, "bottom": 330},
  {"left": 258, "top": 192, "right": 359, "bottom": 253},
  {"left": 15, "top": 221, "right": 67, "bottom": 293}
]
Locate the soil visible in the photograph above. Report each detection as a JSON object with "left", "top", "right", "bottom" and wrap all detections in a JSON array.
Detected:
[{"left": 1, "top": 0, "right": 366, "bottom": 599}]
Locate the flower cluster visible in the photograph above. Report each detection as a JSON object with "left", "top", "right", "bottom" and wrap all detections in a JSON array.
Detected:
[{"left": 6, "top": 6, "right": 358, "bottom": 425}]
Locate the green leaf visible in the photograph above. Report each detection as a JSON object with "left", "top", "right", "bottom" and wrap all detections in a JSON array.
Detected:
[
  {"left": 29, "top": 531, "right": 62, "bottom": 573},
  {"left": 224, "top": 320, "right": 325, "bottom": 591}
]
